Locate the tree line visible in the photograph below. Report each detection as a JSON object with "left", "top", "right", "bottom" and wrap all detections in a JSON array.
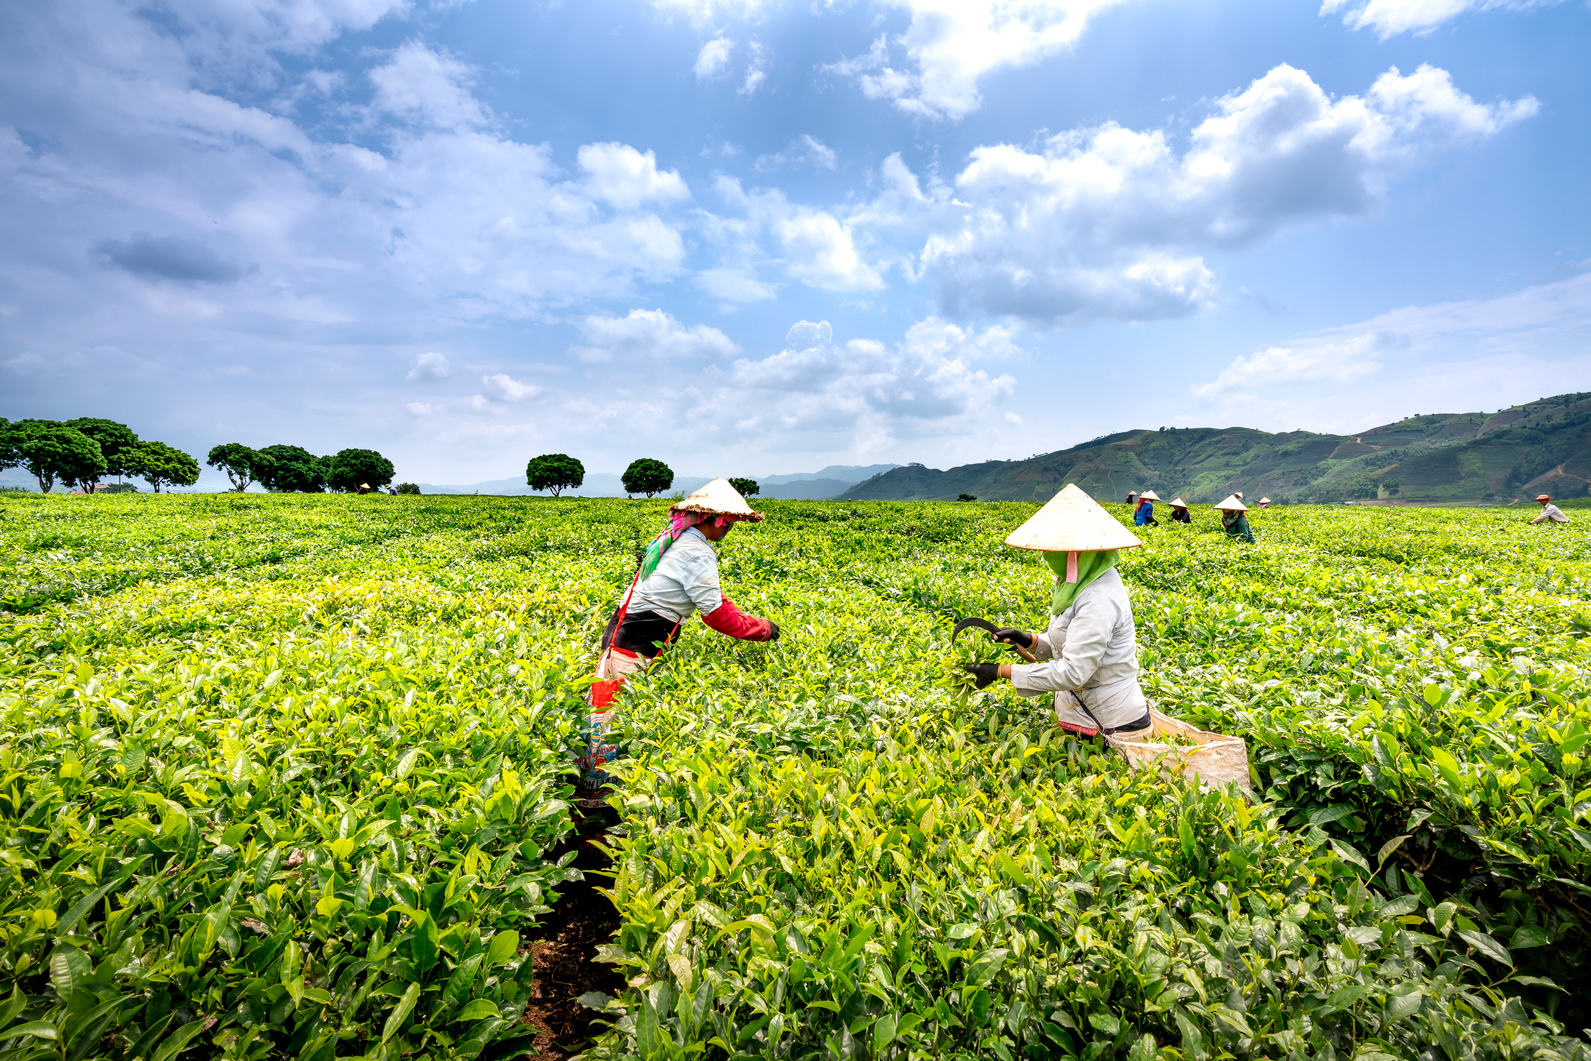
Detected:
[
  {"left": 525, "top": 453, "right": 759, "bottom": 499},
  {"left": 207, "top": 444, "right": 395, "bottom": 493},
  {"left": 0, "top": 417, "right": 198, "bottom": 493}
]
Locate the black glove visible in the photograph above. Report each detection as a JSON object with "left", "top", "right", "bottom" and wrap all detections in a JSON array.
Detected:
[
  {"left": 992, "top": 627, "right": 1034, "bottom": 649},
  {"left": 963, "top": 662, "right": 1001, "bottom": 689},
  {"left": 766, "top": 621, "right": 781, "bottom": 642}
]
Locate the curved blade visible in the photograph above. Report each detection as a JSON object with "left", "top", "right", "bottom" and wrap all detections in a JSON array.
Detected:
[{"left": 952, "top": 616, "right": 999, "bottom": 645}]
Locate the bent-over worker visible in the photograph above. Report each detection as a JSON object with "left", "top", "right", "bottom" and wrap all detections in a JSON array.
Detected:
[
  {"left": 962, "top": 484, "right": 1152, "bottom": 738},
  {"left": 1168, "top": 497, "right": 1192, "bottom": 524},
  {"left": 578, "top": 478, "right": 780, "bottom": 807},
  {"left": 1531, "top": 494, "right": 1569, "bottom": 524},
  {"left": 1134, "top": 490, "right": 1160, "bottom": 527},
  {"left": 1215, "top": 494, "right": 1254, "bottom": 542}
]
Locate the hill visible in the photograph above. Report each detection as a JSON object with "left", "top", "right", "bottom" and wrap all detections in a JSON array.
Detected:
[{"left": 844, "top": 393, "right": 1591, "bottom": 504}]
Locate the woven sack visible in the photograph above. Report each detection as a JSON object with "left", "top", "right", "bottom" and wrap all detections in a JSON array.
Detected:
[{"left": 1107, "top": 708, "right": 1251, "bottom": 792}]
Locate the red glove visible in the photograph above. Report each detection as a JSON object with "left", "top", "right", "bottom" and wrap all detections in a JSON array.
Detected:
[{"left": 701, "top": 596, "right": 778, "bottom": 641}]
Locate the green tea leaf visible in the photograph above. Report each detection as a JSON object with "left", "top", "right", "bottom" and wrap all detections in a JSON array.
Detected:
[{"left": 382, "top": 982, "right": 422, "bottom": 1043}]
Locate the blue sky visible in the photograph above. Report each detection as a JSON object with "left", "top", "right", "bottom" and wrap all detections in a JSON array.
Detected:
[{"left": 2, "top": 0, "right": 1587, "bottom": 487}]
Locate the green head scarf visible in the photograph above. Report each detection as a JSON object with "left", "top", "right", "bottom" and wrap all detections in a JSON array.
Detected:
[{"left": 1043, "top": 549, "right": 1119, "bottom": 615}]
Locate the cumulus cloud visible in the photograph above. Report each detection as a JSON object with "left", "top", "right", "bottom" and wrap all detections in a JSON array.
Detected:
[
  {"left": 827, "top": 0, "right": 1135, "bottom": 120},
  {"left": 369, "top": 41, "right": 486, "bottom": 129},
  {"left": 707, "top": 178, "right": 884, "bottom": 293},
  {"left": 481, "top": 372, "right": 538, "bottom": 401},
  {"left": 572, "top": 309, "right": 740, "bottom": 362},
  {"left": 694, "top": 37, "right": 734, "bottom": 79},
  {"left": 912, "top": 63, "right": 1536, "bottom": 324},
  {"left": 1320, "top": 0, "right": 1562, "bottom": 38},
  {"left": 94, "top": 234, "right": 246, "bottom": 283},
  {"left": 755, "top": 134, "right": 837, "bottom": 172},
  {"left": 406, "top": 351, "right": 451, "bottom": 380},
  {"left": 577, "top": 143, "right": 691, "bottom": 210},
  {"left": 740, "top": 41, "right": 768, "bottom": 95}
]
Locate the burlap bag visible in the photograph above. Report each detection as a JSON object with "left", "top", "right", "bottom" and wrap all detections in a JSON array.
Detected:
[{"left": 1106, "top": 708, "right": 1251, "bottom": 792}]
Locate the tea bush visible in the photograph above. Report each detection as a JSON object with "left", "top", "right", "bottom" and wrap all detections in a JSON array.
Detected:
[{"left": 0, "top": 494, "right": 1585, "bottom": 1060}]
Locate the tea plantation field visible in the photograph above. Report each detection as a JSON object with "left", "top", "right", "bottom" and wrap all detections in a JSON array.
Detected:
[{"left": 0, "top": 494, "right": 1587, "bottom": 1060}]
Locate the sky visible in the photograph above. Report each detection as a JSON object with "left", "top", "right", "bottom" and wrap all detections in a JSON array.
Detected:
[{"left": 2, "top": 0, "right": 1588, "bottom": 488}]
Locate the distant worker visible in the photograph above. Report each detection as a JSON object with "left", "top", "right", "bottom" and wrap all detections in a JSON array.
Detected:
[
  {"left": 1168, "top": 497, "right": 1193, "bottom": 524},
  {"left": 1215, "top": 494, "right": 1254, "bottom": 542},
  {"left": 1134, "top": 490, "right": 1159, "bottom": 527},
  {"left": 1125, "top": 490, "right": 1137, "bottom": 508},
  {"left": 358, "top": 482, "right": 371, "bottom": 495},
  {"left": 962, "top": 485, "right": 1152, "bottom": 739},
  {"left": 1531, "top": 494, "right": 1569, "bottom": 524},
  {"left": 578, "top": 478, "right": 780, "bottom": 807},
  {"left": 1258, "top": 497, "right": 1271, "bottom": 509}
]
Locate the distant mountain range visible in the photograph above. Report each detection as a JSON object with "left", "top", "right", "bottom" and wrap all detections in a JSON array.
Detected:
[
  {"left": 414, "top": 463, "right": 899, "bottom": 500},
  {"left": 844, "top": 393, "right": 1591, "bottom": 505}
]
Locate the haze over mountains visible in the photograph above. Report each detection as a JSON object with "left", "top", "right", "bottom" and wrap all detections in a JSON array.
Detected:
[{"left": 845, "top": 394, "right": 1591, "bottom": 505}]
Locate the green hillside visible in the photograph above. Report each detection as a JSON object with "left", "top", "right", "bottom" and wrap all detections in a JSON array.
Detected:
[{"left": 844, "top": 392, "right": 1591, "bottom": 504}]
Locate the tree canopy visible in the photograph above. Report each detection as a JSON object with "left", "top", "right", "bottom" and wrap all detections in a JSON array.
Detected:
[
  {"left": 256, "top": 445, "right": 326, "bottom": 492},
  {"left": 125, "top": 440, "right": 199, "bottom": 493},
  {"left": 66, "top": 418, "right": 140, "bottom": 485},
  {"left": 207, "top": 443, "right": 269, "bottom": 492},
  {"left": 526, "top": 453, "right": 585, "bottom": 497},
  {"left": 326, "top": 448, "right": 395, "bottom": 493},
  {"left": 621, "top": 458, "right": 674, "bottom": 498},
  {"left": 728, "top": 477, "right": 759, "bottom": 497},
  {"left": 1, "top": 420, "right": 106, "bottom": 493}
]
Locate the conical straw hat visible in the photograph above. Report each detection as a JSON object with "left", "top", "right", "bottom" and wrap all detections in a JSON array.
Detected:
[
  {"left": 671, "top": 477, "right": 765, "bottom": 521},
  {"left": 1004, "top": 484, "right": 1143, "bottom": 552},
  {"left": 1138, "top": 490, "right": 1161, "bottom": 501},
  {"left": 1259, "top": 497, "right": 1271, "bottom": 504},
  {"left": 1168, "top": 497, "right": 1188, "bottom": 508},
  {"left": 1213, "top": 494, "right": 1247, "bottom": 511}
]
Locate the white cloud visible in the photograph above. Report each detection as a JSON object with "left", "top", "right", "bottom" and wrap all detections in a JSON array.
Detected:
[
  {"left": 481, "top": 372, "right": 538, "bottom": 401},
  {"left": 705, "top": 178, "right": 885, "bottom": 293},
  {"left": 740, "top": 41, "right": 768, "bottom": 95},
  {"left": 572, "top": 308, "right": 740, "bottom": 362},
  {"left": 651, "top": 0, "right": 774, "bottom": 22},
  {"left": 406, "top": 351, "right": 451, "bottom": 380},
  {"left": 755, "top": 134, "right": 837, "bottom": 172},
  {"left": 369, "top": 41, "right": 486, "bottom": 129},
  {"left": 911, "top": 63, "right": 1536, "bottom": 324},
  {"left": 1320, "top": 0, "right": 1562, "bottom": 38},
  {"left": 577, "top": 142, "right": 691, "bottom": 210},
  {"left": 827, "top": 0, "right": 1135, "bottom": 120},
  {"left": 405, "top": 400, "right": 433, "bottom": 415},
  {"left": 696, "top": 268, "right": 778, "bottom": 302},
  {"left": 1195, "top": 272, "right": 1591, "bottom": 415},
  {"left": 694, "top": 37, "right": 734, "bottom": 79}
]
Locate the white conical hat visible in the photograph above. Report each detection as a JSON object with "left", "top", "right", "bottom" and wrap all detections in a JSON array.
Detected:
[
  {"left": 1004, "top": 484, "right": 1143, "bottom": 552},
  {"left": 1259, "top": 497, "right": 1271, "bottom": 504},
  {"left": 1213, "top": 494, "right": 1247, "bottom": 511},
  {"left": 1138, "top": 490, "right": 1161, "bottom": 501},
  {"left": 671, "top": 477, "right": 765, "bottom": 521},
  {"left": 1168, "top": 497, "right": 1189, "bottom": 508}
]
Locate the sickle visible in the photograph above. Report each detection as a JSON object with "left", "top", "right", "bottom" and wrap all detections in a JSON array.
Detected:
[{"left": 952, "top": 617, "right": 1000, "bottom": 644}]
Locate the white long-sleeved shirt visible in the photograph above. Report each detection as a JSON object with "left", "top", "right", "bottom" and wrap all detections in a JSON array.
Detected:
[
  {"left": 1531, "top": 504, "right": 1569, "bottom": 524},
  {"left": 1009, "top": 567, "right": 1148, "bottom": 730},
  {"left": 627, "top": 527, "right": 723, "bottom": 621}
]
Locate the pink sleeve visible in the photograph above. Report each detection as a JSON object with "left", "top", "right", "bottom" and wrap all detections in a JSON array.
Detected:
[{"left": 701, "top": 596, "right": 774, "bottom": 640}]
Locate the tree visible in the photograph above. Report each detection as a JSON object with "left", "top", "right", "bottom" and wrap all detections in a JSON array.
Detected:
[
  {"left": 125, "top": 440, "right": 199, "bottom": 493},
  {"left": 396, "top": 483, "right": 420, "bottom": 495},
  {"left": 526, "top": 453, "right": 585, "bottom": 497},
  {"left": 2, "top": 420, "right": 106, "bottom": 493},
  {"left": 728, "top": 477, "right": 759, "bottom": 497},
  {"left": 957, "top": 493, "right": 978, "bottom": 502},
  {"left": 622, "top": 458, "right": 673, "bottom": 498},
  {"left": 207, "top": 443, "right": 268, "bottom": 492},
  {"left": 65, "top": 418, "right": 139, "bottom": 488},
  {"left": 256, "top": 445, "right": 326, "bottom": 492},
  {"left": 325, "top": 448, "right": 395, "bottom": 493}
]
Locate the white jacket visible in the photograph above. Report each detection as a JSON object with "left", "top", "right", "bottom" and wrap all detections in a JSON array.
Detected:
[
  {"left": 1009, "top": 567, "right": 1148, "bottom": 730},
  {"left": 1531, "top": 504, "right": 1569, "bottom": 524},
  {"left": 628, "top": 527, "right": 724, "bottom": 621}
]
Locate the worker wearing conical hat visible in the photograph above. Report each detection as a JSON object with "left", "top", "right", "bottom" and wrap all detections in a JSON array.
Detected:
[
  {"left": 1531, "top": 494, "right": 1569, "bottom": 524},
  {"left": 1214, "top": 494, "right": 1254, "bottom": 542},
  {"left": 578, "top": 477, "right": 780, "bottom": 807},
  {"left": 1167, "top": 497, "right": 1192, "bottom": 525},
  {"left": 1134, "top": 490, "right": 1160, "bottom": 527},
  {"left": 962, "top": 484, "right": 1152, "bottom": 739}
]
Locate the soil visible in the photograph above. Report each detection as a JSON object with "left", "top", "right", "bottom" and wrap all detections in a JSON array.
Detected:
[{"left": 521, "top": 806, "right": 625, "bottom": 1060}]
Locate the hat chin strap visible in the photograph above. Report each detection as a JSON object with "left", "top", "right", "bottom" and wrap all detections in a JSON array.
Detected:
[{"left": 1067, "top": 550, "right": 1078, "bottom": 584}]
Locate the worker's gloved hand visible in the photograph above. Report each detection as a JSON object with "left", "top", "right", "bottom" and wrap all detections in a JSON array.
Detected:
[
  {"left": 766, "top": 621, "right": 781, "bottom": 642},
  {"left": 963, "top": 662, "right": 1001, "bottom": 689},
  {"left": 992, "top": 627, "right": 1034, "bottom": 650}
]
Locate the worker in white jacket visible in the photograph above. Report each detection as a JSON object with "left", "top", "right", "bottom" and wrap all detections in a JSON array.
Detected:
[
  {"left": 963, "top": 484, "right": 1151, "bottom": 737},
  {"left": 1531, "top": 494, "right": 1570, "bottom": 524}
]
